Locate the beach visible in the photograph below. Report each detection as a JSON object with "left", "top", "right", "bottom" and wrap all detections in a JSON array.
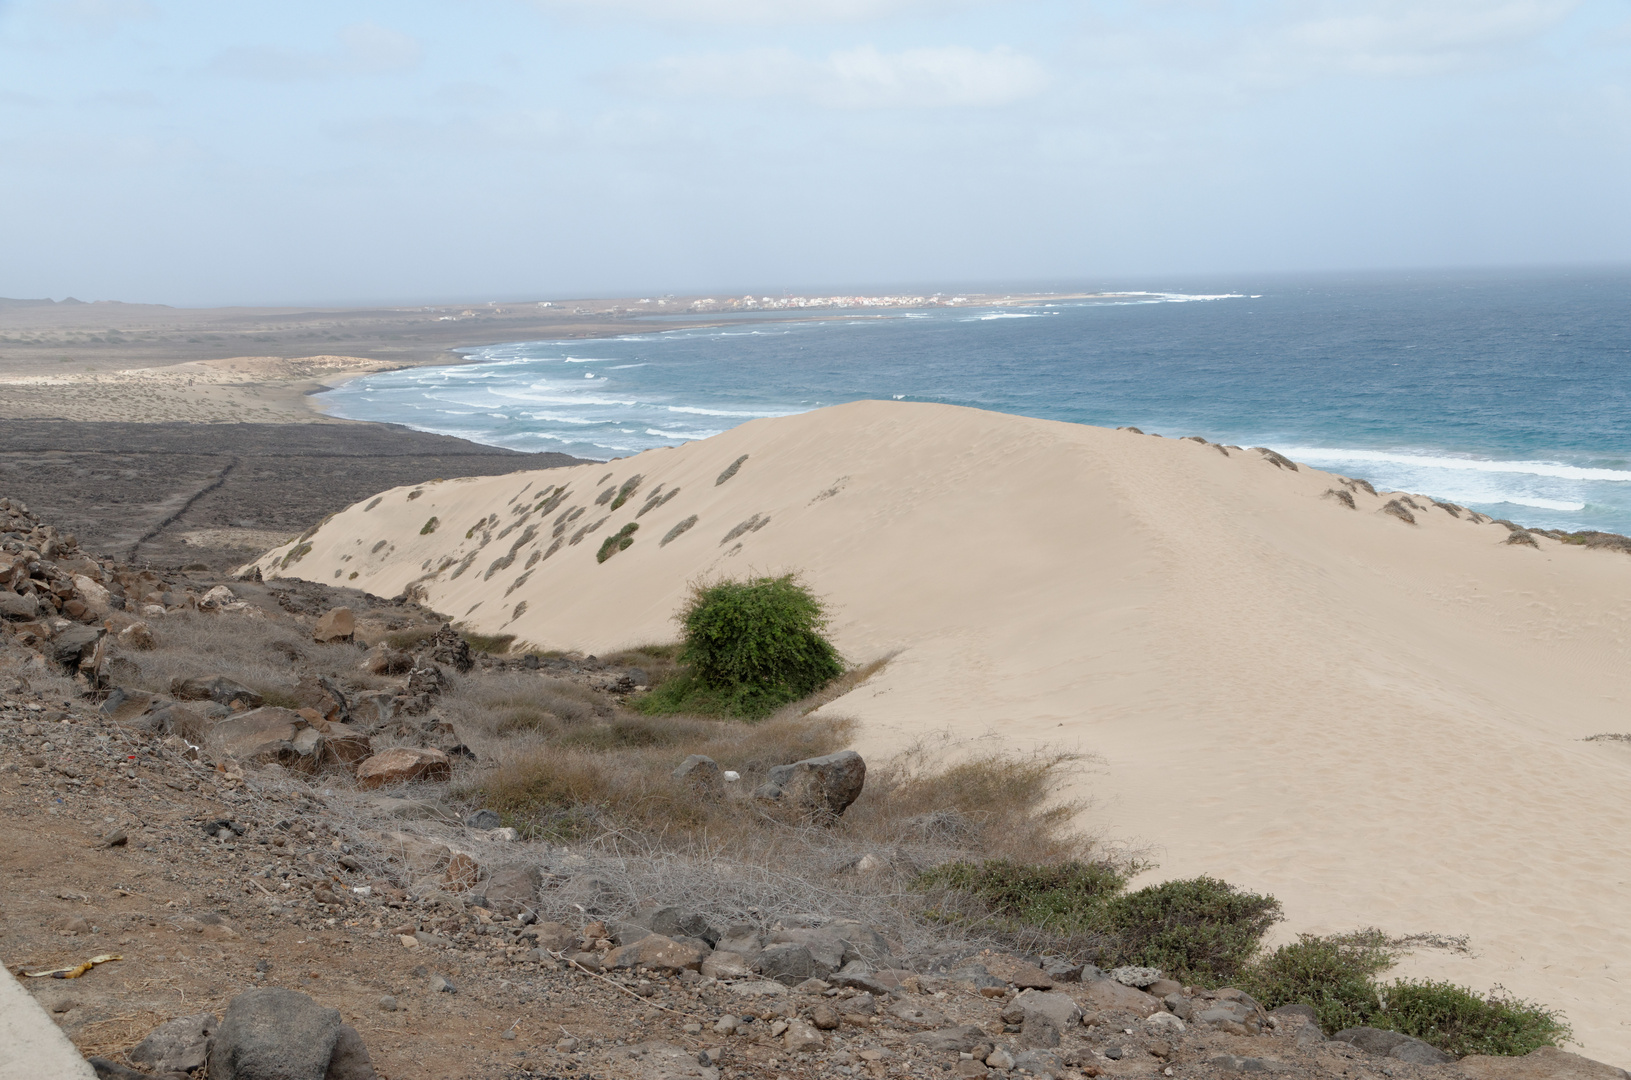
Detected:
[{"left": 257, "top": 399, "right": 1631, "bottom": 1065}]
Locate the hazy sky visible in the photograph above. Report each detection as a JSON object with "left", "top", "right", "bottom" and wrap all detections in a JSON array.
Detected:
[{"left": 1, "top": 0, "right": 1628, "bottom": 305}]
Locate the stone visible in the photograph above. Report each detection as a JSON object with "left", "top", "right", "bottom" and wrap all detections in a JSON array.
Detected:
[
  {"left": 130, "top": 1013, "right": 218, "bottom": 1074},
  {"left": 1110, "top": 965, "right": 1163, "bottom": 987},
  {"left": 171, "top": 675, "right": 263, "bottom": 710},
  {"left": 0, "top": 590, "right": 40, "bottom": 620},
  {"left": 713, "top": 923, "right": 765, "bottom": 956},
  {"left": 429, "top": 623, "right": 473, "bottom": 673},
  {"left": 1332, "top": 1027, "right": 1453, "bottom": 1065},
  {"left": 1146, "top": 1011, "right": 1186, "bottom": 1034},
  {"left": 361, "top": 645, "right": 414, "bottom": 675},
  {"left": 524, "top": 921, "right": 576, "bottom": 952},
  {"left": 356, "top": 747, "right": 452, "bottom": 789},
  {"left": 291, "top": 673, "right": 351, "bottom": 724},
  {"left": 714, "top": 1014, "right": 740, "bottom": 1035},
  {"left": 431, "top": 975, "right": 457, "bottom": 993},
  {"left": 326, "top": 1024, "right": 380, "bottom": 1080},
  {"left": 73, "top": 575, "right": 112, "bottom": 613},
  {"left": 481, "top": 864, "right": 542, "bottom": 914},
  {"left": 631, "top": 905, "right": 720, "bottom": 944},
  {"left": 208, "top": 988, "right": 341, "bottom": 1080},
  {"left": 672, "top": 754, "right": 725, "bottom": 798},
  {"left": 1083, "top": 973, "right": 1162, "bottom": 1015},
  {"left": 701, "top": 951, "right": 753, "bottom": 979},
  {"left": 979, "top": 953, "right": 1055, "bottom": 990},
  {"left": 50, "top": 624, "right": 105, "bottom": 670},
  {"left": 313, "top": 607, "right": 355, "bottom": 642},
  {"left": 783, "top": 1019, "right": 824, "bottom": 1051},
  {"left": 909, "top": 1026, "right": 990, "bottom": 1053},
  {"left": 99, "top": 686, "right": 162, "bottom": 725},
  {"left": 117, "top": 621, "right": 155, "bottom": 649},
  {"left": 207, "top": 707, "right": 321, "bottom": 770},
  {"left": 753, "top": 750, "right": 866, "bottom": 816},
  {"left": 322, "top": 729, "right": 373, "bottom": 771},
  {"left": 1165, "top": 992, "right": 1194, "bottom": 1021},
  {"left": 378, "top": 996, "right": 397, "bottom": 1011},
  {"left": 604, "top": 934, "right": 708, "bottom": 973},
  {"left": 1146, "top": 978, "right": 1183, "bottom": 997},
  {"left": 756, "top": 942, "right": 824, "bottom": 984},
  {"left": 198, "top": 585, "right": 236, "bottom": 610},
  {"left": 985, "top": 1047, "right": 1016, "bottom": 1071},
  {"left": 464, "top": 809, "right": 502, "bottom": 830},
  {"left": 726, "top": 980, "right": 789, "bottom": 998},
  {"left": 809, "top": 1002, "right": 840, "bottom": 1030},
  {"left": 1457, "top": 1046, "right": 1631, "bottom": 1080},
  {"left": 886, "top": 1001, "right": 947, "bottom": 1028},
  {"left": 1011, "top": 990, "right": 1081, "bottom": 1031}
]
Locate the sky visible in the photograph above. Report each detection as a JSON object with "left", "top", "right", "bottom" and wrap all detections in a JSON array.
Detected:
[{"left": 1, "top": 0, "right": 1628, "bottom": 306}]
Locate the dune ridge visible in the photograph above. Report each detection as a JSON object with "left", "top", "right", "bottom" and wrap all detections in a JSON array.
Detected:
[{"left": 255, "top": 400, "right": 1631, "bottom": 1065}]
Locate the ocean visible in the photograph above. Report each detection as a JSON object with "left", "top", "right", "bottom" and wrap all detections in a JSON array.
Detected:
[{"left": 323, "top": 268, "right": 1631, "bottom": 534}]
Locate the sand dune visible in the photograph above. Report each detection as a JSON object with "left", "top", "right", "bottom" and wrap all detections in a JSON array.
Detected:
[
  {"left": 254, "top": 400, "right": 1631, "bottom": 1064},
  {"left": 0, "top": 354, "right": 394, "bottom": 423}
]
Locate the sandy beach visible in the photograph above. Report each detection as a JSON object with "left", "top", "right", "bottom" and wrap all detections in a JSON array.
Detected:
[{"left": 256, "top": 400, "right": 1631, "bottom": 1065}]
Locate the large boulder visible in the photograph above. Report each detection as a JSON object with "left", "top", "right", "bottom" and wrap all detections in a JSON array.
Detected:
[
  {"left": 356, "top": 747, "right": 452, "bottom": 789},
  {"left": 208, "top": 987, "right": 377, "bottom": 1080},
  {"left": 129, "top": 1012, "right": 217, "bottom": 1074},
  {"left": 603, "top": 934, "right": 707, "bottom": 974},
  {"left": 0, "top": 589, "right": 39, "bottom": 621},
  {"left": 631, "top": 905, "right": 720, "bottom": 946},
  {"left": 1457, "top": 1046, "right": 1631, "bottom": 1079},
  {"left": 290, "top": 673, "right": 351, "bottom": 724},
  {"left": 1332, "top": 1027, "right": 1455, "bottom": 1065},
  {"left": 753, "top": 750, "right": 866, "bottom": 816},
  {"left": 312, "top": 607, "right": 355, "bottom": 643},
  {"left": 206, "top": 708, "right": 321, "bottom": 772},
  {"left": 480, "top": 864, "right": 543, "bottom": 916},
  {"left": 171, "top": 675, "right": 263, "bottom": 710},
  {"left": 49, "top": 624, "right": 105, "bottom": 671},
  {"left": 1082, "top": 974, "right": 1162, "bottom": 1015}
]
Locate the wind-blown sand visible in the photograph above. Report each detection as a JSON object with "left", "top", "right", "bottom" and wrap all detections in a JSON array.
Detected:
[
  {"left": 0, "top": 355, "right": 396, "bottom": 423},
  {"left": 254, "top": 400, "right": 1631, "bottom": 1065}
]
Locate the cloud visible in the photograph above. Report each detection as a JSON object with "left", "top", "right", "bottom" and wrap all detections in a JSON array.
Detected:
[
  {"left": 641, "top": 44, "right": 1046, "bottom": 108},
  {"left": 44, "top": 0, "right": 156, "bottom": 28},
  {"left": 1281, "top": 0, "right": 1582, "bottom": 76},
  {"left": 540, "top": 0, "right": 971, "bottom": 24},
  {"left": 209, "top": 22, "right": 423, "bottom": 82}
]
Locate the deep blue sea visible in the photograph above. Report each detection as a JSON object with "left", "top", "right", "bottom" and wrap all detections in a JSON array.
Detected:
[{"left": 325, "top": 269, "right": 1631, "bottom": 534}]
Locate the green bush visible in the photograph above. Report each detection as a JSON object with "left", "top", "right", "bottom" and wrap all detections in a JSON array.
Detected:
[
  {"left": 917, "top": 859, "right": 1127, "bottom": 933},
  {"left": 596, "top": 522, "right": 638, "bottom": 563},
  {"left": 1239, "top": 931, "right": 1393, "bottom": 1032},
  {"left": 1103, "top": 876, "right": 1282, "bottom": 984},
  {"left": 1378, "top": 981, "right": 1570, "bottom": 1058},
  {"left": 636, "top": 574, "right": 843, "bottom": 718}
]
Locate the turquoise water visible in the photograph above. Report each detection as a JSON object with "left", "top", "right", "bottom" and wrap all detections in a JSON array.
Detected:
[{"left": 325, "top": 269, "right": 1631, "bottom": 534}]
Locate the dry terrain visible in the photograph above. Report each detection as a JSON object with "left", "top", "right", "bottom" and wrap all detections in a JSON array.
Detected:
[{"left": 253, "top": 400, "right": 1631, "bottom": 1067}]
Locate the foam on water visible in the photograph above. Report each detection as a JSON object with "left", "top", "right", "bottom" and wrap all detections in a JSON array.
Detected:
[{"left": 323, "top": 272, "right": 1631, "bottom": 533}]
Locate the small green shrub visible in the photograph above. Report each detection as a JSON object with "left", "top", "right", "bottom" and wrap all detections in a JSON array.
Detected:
[
  {"left": 420, "top": 516, "right": 439, "bottom": 535},
  {"left": 596, "top": 522, "right": 638, "bottom": 563},
  {"left": 1378, "top": 981, "right": 1570, "bottom": 1058},
  {"left": 1239, "top": 931, "right": 1393, "bottom": 1033},
  {"left": 609, "top": 474, "right": 643, "bottom": 511},
  {"left": 636, "top": 574, "right": 843, "bottom": 718},
  {"left": 1103, "top": 876, "right": 1282, "bottom": 984},
  {"left": 916, "top": 859, "right": 1127, "bottom": 933}
]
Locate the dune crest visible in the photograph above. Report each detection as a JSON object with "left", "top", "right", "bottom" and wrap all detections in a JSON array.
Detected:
[{"left": 257, "top": 400, "right": 1631, "bottom": 1064}]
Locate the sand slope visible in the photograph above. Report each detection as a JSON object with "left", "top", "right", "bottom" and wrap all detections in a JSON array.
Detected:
[{"left": 256, "top": 401, "right": 1631, "bottom": 1064}]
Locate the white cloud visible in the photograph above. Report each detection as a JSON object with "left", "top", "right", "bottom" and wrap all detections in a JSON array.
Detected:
[
  {"left": 540, "top": 0, "right": 970, "bottom": 24},
  {"left": 642, "top": 44, "right": 1046, "bottom": 108},
  {"left": 45, "top": 0, "right": 156, "bottom": 28},
  {"left": 210, "top": 22, "right": 423, "bottom": 82},
  {"left": 1282, "top": 0, "right": 1582, "bottom": 76}
]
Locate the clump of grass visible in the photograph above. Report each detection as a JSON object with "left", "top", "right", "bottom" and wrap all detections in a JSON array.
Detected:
[
  {"left": 463, "top": 632, "right": 515, "bottom": 655},
  {"left": 716, "top": 454, "right": 748, "bottom": 485},
  {"left": 1238, "top": 931, "right": 1393, "bottom": 1033},
  {"left": 596, "top": 522, "right": 638, "bottom": 563},
  {"left": 1106, "top": 876, "right": 1283, "bottom": 983},
  {"left": 609, "top": 475, "right": 642, "bottom": 511},
  {"left": 1239, "top": 934, "right": 1570, "bottom": 1056},
  {"left": 918, "top": 859, "right": 1128, "bottom": 933},
  {"left": 1378, "top": 981, "right": 1569, "bottom": 1058},
  {"left": 636, "top": 574, "right": 843, "bottom": 719}
]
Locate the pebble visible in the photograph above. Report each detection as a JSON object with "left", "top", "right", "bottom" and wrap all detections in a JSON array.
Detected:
[
  {"left": 378, "top": 996, "right": 398, "bottom": 1011},
  {"left": 430, "top": 975, "right": 456, "bottom": 993}
]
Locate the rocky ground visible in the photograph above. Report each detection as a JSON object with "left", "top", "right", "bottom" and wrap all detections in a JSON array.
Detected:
[
  {"left": 2, "top": 497, "right": 1626, "bottom": 1080},
  {"left": 0, "top": 421, "right": 583, "bottom": 571}
]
